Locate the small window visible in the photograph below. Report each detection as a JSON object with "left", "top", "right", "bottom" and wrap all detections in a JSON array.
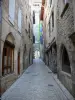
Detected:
[
  {"left": 50, "top": 0, "right": 52, "bottom": 7},
  {"left": 9, "top": 0, "right": 15, "bottom": 24},
  {"left": 63, "top": 0, "right": 68, "bottom": 4},
  {"left": 26, "top": 15, "right": 28, "bottom": 31},
  {"left": 61, "top": 0, "right": 69, "bottom": 17},
  {"left": 49, "top": 21, "right": 51, "bottom": 37},
  {"left": 51, "top": 12, "right": 54, "bottom": 31},
  {"left": 29, "top": 24, "right": 30, "bottom": 33},
  {"left": 29, "top": 24, "right": 30, "bottom": 38},
  {"left": 18, "top": 8, "right": 22, "bottom": 33}
]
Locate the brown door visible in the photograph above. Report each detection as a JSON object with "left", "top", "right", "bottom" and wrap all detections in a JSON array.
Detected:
[
  {"left": 2, "top": 45, "right": 14, "bottom": 76},
  {"left": 18, "top": 52, "right": 20, "bottom": 75}
]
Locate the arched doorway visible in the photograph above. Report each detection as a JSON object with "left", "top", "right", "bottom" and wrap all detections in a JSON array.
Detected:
[
  {"left": 61, "top": 45, "right": 71, "bottom": 74},
  {"left": 29, "top": 49, "right": 31, "bottom": 65},
  {"left": 2, "top": 33, "right": 15, "bottom": 76},
  {"left": 17, "top": 52, "right": 20, "bottom": 75}
]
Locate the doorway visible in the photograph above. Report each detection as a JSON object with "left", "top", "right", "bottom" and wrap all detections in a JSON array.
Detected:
[
  {"left": 18, "top": 52, "right": 20, "bottom": 75},
  {"left": 2, "top": 41, "right": 14, "bottom": 76}
]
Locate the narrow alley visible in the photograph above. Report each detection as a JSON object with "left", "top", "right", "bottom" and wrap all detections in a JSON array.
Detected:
[
  {"left": 1, "top": 0, "right": 75, "bottom": 99},
  {"left": 2, "top": 59, "right": 73, "bottom": 100}
]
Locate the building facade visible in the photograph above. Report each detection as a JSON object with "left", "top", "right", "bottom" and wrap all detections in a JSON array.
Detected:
[
  {"left": 43, "top": 0, "right": 75, "bottom": 97},
  {"left": 57, "top": 0, "right": 75, "bottom": 97},
  {"left": 43, "top": 0, "right": 57, "bottom": 73},
  {"left": 0, "top": 0, "right": 33, "bottom": 95}
]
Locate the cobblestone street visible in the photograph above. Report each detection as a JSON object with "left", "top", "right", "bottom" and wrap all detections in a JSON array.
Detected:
[{"left": 2, "top": 59, "right": 74, "bottom": 100}]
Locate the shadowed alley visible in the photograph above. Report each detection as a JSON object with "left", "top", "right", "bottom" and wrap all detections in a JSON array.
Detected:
[{"left": 2, "top": 59, "right": 73, "bottom": 100}]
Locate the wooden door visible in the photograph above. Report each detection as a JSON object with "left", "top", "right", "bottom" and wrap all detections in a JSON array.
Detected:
[
  {"left": 2, "top": 46, "right": 13, "bottom": 76},
  {"left": 18, "top": 52, "right": 20, "bottom": 75}
]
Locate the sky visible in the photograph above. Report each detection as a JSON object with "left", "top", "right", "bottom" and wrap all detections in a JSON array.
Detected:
[{"left": 29, "top": 0, "right": 42, "bottom": 43}]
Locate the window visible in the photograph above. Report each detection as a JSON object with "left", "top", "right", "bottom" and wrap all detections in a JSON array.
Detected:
[
  {"left": 26, "top": 15, "right": 28, "bottom": 31},
  {"left": 33, "top": 11, "right": 35, "bottom": 24},
  {"left": 61, "top": 0, "right": 69, "bottom": 17},
  {"left": 63, "top": 0, "right": 68, "bottom": 4},
  {"left": 29, "top": 24, "right": 30, "bottom": 33},
  {"left": 50, "top": 0, "right": 52, "bottom": 7},
  {"left": 18, "top": 8, "right": 22, "bottom": 33},
  {"left": 62, "top": 45, "right": 71, "bottom": 74},
  {"left": 26, "top": 15, "right": 27, "bottom": 24},
  {"left": 29, "top": 24, "right": 30, "bottom": 38},
  {"left": 9, "top": 0, "right": 15, "bottom": 24},
  {"left": 51, "top": 12, "right": 54, "bottom": 31},
  {"left": 49, "top": 21, "right": 51, "bottom": 37}
]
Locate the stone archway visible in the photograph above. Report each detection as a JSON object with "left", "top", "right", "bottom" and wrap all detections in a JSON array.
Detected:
[
  {"left": 2, "top": 33, "right": 15, "bottom": 76},
  {"left": 61, "top": 44, "right": 71, "bottom": 74}
]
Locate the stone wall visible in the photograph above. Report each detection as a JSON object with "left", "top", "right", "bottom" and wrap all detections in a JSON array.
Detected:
[
  {"left": 43, "top": 0, "right": 75, "bottom": 97},
  {"left": 57, "top": 0, "right": 75, "bottom": 97},
  {"left": 43, "top": 0, "right": 57, "bottom": 73},
  {"left": 0, "top": 0, "right": 33, "bottom": 95}
]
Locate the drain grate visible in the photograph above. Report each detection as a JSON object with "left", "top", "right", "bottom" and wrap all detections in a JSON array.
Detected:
[
  {"left": 25, "top": 72, "right": 31, "bottom": 74},
  {"left": 32, "top": 74, "right": 38, "bottom": 76},
  {"left": 48, "top": 71, "right": 52, "bottom": 74},
  {"left": 48, "top": 84, "right": 54, "bottom": 87}
]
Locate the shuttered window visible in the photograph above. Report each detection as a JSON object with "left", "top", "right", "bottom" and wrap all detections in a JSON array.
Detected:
[
  {"left": 18, "top": 8, "right": 22, "bottom": 33},
  {"left": 9, "top": 0, "right": 15, "bottom": 24}
]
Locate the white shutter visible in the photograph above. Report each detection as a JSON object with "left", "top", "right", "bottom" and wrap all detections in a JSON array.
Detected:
[
  {"left": 18, "top": 8, "right": 22, "bottom": 33},
  {"left": 65, "top": 0, "right": 68, "bottom": 4},
  {"left": 9, "top": 0, "right": 15, "bottom": 24}
]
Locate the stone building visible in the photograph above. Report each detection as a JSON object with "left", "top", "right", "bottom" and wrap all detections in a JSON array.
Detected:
[
  {"left": 43, "top": 0, "right": 57, "bottom": 73},
  {"left": 57, "top": 0, "right": 75, "bottom": 97},
  {"left": 43, "top": 0, "right": 75, "bottom": 97},
  {"left": 0, "top": 0, "right": 33, "bottom": 95}
]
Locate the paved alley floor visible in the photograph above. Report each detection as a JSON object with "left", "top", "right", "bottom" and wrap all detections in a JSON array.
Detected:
[{"left": 2, "top": 59, "right": 74, "bottom": 100}]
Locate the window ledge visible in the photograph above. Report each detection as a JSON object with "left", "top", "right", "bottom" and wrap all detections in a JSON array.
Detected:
[
  {"left": 9, "top": 16, "right": 14, "bottom": 26},
  {"left": 18, "top": 28, "right": 21, "bottom": 34},
  {"left": 61, "top": 71, "right": 71, "bottom": 78},
  {"left": 61, "top": 3, "right": 69, "bottom": 18}
]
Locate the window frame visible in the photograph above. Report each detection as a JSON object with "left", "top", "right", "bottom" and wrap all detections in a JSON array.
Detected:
[
  {"left": 61, "top": 0, "right": 69, "bottom": 17},
  {"left": 49, "top": 20, "right": 51, "bottom": 37},
  {"left": 9, "top": 0, "right": 15, "bottom": 25},
  {"left": 18, "top": 8, "right": 22, "bottom": 33},
  {"left": 51, "top": 11, "right": 54, "bottom": 32},
  {"left": 50, "top": 0, "right": 52, "bottom": 7}
]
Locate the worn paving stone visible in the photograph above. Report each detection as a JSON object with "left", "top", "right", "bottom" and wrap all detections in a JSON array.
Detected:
[{"left": 2, "top": 59, "right": 72, "bottom": 100}]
